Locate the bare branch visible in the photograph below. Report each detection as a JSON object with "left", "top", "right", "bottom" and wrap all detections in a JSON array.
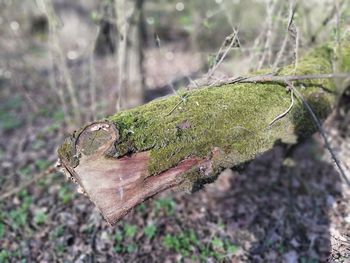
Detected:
[
  {"left": 269, "top": 89, "right": 294, "bottom": 127},
  {"left": 273, "top": 0, "right": 297, "bottom": 71},
  {"left": 288, "top": 81, "right": 350, "bottom": 187},
  {"left": 38, "top": 0, "right": 82, "bottom": 123},
  {"left": 206, "top": 29, "right": 239, "bottom": 79},
  {"left": 210, "top": 72, "right": 350, "bottom": 87}
]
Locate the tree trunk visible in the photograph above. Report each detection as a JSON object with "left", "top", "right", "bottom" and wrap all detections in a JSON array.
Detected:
[
  {"left": 115, "top": 0, "right": 145, "bottom": 110},
  {"left": 58, "top": 42, "right": 350, "bottom": 225},
  {"left": 125, "top": 0, "right": 145, "bottom": 108}
]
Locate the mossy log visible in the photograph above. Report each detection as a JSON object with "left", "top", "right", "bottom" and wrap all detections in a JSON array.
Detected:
[{"left": 58, "top": 41, "right": 350, "bottom": 225}]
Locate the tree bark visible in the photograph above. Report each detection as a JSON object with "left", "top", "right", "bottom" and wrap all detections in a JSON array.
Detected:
[{"left": 58, "top": 41, "right": 350, "bottom": 225}]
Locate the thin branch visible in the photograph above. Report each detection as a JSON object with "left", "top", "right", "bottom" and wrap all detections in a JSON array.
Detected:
[
  {"left": 309, "top": 0, "right": 345, "bottom": 43},
  {"left": 269, "top": 89, "right": 294, "bottom": 127},
  {"left": 207, "top": 29, "right": 239, "bottom": 79},
  {"left": 288, "top": 81, "right": 350, "bottom": 187},
  {"left": 47, "top": 45, "right": 71, "bottom": 124},
  {"left": 272, "top": 0, "right": 297, "bottom": 71},
  {"left": 89, "top": 26, "right": 100, "bottom": 121},
  {"left": 211, "top": 72, "right": 350, "bottom": 87},
  {"left": 164, "top": 94, "right": 189, "bottom": 117},
  {"left": 293, "top": 25, "right": 299, "bottom": 73},
  {"left": 257, "top": 0, "right": 278, "bottom": 70},
  {"left": 38, "top": 0, "right": 82, "bottom": 124}
]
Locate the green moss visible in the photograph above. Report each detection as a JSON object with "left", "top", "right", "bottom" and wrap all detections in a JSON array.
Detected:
[
  {"left": 337, "top": 41, "right": 350, "bottom": 73},
  {"left": 107, "top": 44, "right": 341, "bottom": 177},
  {"left": 291, "top": 88, "right": 333, "bottom": 137},
  {"left": 279, "top": 45, "right": 335, "bottom": 89},
  {"left": 57, "top": 136, "right": 79, "bottom": 168},
  {"left": 109, "top": 82, "right": 305, "bottom": 176}
]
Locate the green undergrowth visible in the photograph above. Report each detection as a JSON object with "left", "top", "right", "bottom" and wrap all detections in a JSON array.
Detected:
[
  {"left": 162, "top": 230, "right": 238, "bottom": 261},
  {"left": 111, "top": 219, "right": 237, "bottom": 261}
]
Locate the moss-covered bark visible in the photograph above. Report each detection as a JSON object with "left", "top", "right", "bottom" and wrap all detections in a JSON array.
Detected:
[
  {"left": 107, "top": 45, "right": 343, "bottom": 176},
  {"left": 58, "top": 40, "right": 350, "bottom": 224}
]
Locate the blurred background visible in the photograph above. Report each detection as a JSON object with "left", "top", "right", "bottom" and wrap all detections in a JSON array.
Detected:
[{"left": 0, "top": 0, "right": 350, "bottom": 262}]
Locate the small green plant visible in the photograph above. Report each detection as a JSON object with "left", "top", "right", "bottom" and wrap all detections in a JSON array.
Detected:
[
  {"left": 55, "top": 243, "right": 66, "bottom": 254},
  {"left": 124, "top": 224, "right": 137, "bottom": 239},
  {"left": 0, "top": 223, "right": 5, "bottom": 240},
  {"left": 126, "top": 243, "right": 137, "bottom": 253},
  {"left": 35, "top": 159, "right": 50, "bottom": 171},
  {"left": 8, "top": 190, "right": 32, "bottom": 229},
  {"left": 211, "top": 237, "right": 224, "bottom": 250},
  {"left": 81, "top": 224, "right": 94, "bottom": 234},
  {"left": 8, "top": 208, "right": 27, "bottom": 228},
  {"left": 114, "top": 230, "right": 123, "bottom": 253},
  {"left": 198, "top": 238, "right": 238, "bottom": 261},
  {"left": 52, "top": 110, "right": 65, "bottom": 122},
  {"left": 0, "top": 111, "right": 22, "bottom": 131},
  {"left": 202, "top": 18, "right": 212, "bottom": 29},
  {"left": 113, "top": 225, "right": 139, "bottom": 254},
  {"left": 33, "top": 209, "right": 48, "bottom": 225},
  {"left": 0, "top": 250, "right": 10, "bottom": 262},
  {"left": 51, "top": 225, "right": 65, "bottom": 239},
  {"left": 179, "top": 15, "right": 192, "bottom": 27},
  {"left": 17, "top": 166, "right": 33, "bottom": 177},
  {"left": 277, "top": 243, "right": 285, "bottom": 254},
  {"left": 58, "top": 185, "right": 73, "bottom": 204},
  {"left": 31, "top": 140, "right": 46, "bottom": 150},
  {"left": 38, "top": 107, "right": 50, "bottom": 117},
  {"left": 45, "top": 123, "right": 60, "bottom": 134},
  {"left": 136, "top": 203, "right": 146, "bottom": 214},
  {"left": 155, "top": 197, "right": 175, "bottom": 216},
  {"left": 0, "top": 95, "right": 23, "bottom": 131},
  {"left": 226, "top": 242, "right": 238, "bottom": 255},
  {"left": 143, "top": 224, "right": 156, "bottom": 240},
  {"left": 162, "top": 230, "right": 238, "bottom": 261},
  {"left": 162, "top": 230, "right": 199, "bottom": 258}
]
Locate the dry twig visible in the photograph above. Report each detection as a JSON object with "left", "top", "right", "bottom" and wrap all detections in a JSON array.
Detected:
[
  {"left": 164, "top": 94, "right": 189, "bottom": 117},
  {"left": 257, "top": 0, "right": 278, "bottom": 70},
  {"left": 207, "top": 29, "right": 239, "bottom": 79},
  {"left": 211, "top": 72, "right": 350, "bottom": 87},
  {"left": 269, "top": 88, "right": 294, "bottom": 127},
  {"left": 273, "top": 0, "right": 297, "bottom": 71},
  {"left": 38, "top": 0, "right": 82, "bottom": 124}
]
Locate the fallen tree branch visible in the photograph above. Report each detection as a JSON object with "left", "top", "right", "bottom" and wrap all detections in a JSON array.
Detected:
[{"left": 58, "top": 42, "right": 350, "bottom": 225}]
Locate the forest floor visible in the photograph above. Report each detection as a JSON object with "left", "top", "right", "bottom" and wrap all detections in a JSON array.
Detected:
[{"left": 1, "top": 2, "right": 350, "bottom": 262}]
